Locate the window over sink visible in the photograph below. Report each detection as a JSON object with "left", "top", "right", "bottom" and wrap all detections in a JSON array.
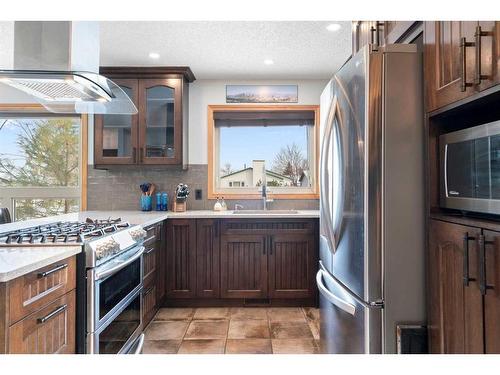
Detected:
[
  {"left": 208, "top": 105, "right": 319, "bottom": 199},
  {"left": 0, "top": 113, "right": 86, "bottom": 221}
]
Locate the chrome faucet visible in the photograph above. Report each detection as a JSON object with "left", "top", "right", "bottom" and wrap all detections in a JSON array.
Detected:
[
  {"left": 260, "top": 184, "right": 274, "bottom": 210},
  {"left": 234, "top": 204, "right": 244, "bottom": 211}
]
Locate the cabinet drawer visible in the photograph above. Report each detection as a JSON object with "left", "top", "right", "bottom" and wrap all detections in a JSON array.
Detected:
[
  {"left": 144, "top": 224, "right": 158, "bottom": 244},
  {"left": 142, "top": 283, "right": 157, "bottom": 327},
  {"left": 143, "top": 243, "right": 158, "bottom": 285},
  {"left": 8, "top": 289, "right": 76, "bottom": 354},
  {"left": 8, "top": 256, "right": 76, "bottom": 325}
]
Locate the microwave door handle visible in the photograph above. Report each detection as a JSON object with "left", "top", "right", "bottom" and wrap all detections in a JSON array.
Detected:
[
  {"left": 444, "top": 144, "right": 449, "bottom": 197},
  {"left": 95, "top": 246, "right": 145, "bottom": 281}
]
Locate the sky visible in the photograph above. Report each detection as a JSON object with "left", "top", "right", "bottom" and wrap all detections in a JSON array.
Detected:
[{"left": 219, "top": 125, "right": 309, "bottom": 173}]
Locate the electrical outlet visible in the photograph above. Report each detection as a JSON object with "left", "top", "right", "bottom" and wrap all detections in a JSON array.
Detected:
[{"left": 195, "top": 189, "right": 202, "bottom": 200}]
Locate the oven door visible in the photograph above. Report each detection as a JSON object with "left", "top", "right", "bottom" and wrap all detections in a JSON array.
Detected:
[
  {"left": 87, "top": 289, "right": 143, "bottom": 354},
  {"left": 87, "top": 245, "right": 144, "bottom": 333}
]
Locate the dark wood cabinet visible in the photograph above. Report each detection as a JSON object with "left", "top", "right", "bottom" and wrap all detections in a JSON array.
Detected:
[
  {"left": 424, "top": 21, "right": 500, "bottom": 112},
  {"left": 268, "top": 233, "right": 317, "bottom": 299},
  {"left": 219, "top": 219, "right": 318, "bottom": 302},
  {"left": 220, "top": 234, "right": 268, "bottom": 299},
  {"left": 196, "top": 219, "right": 220, "bottom": 298},
  {"left": 428, "top": 219, "right": 483, "bottom": 353},
  {"left": 0, "top": 256, "right": 77, "bottom": 354},
  {"left": 480, "top": 229, "right": 500, "bottom": 353},
  {"left": 94, "top": 67, "right": 195, "bottom": 167},
  {"left": 142, "top": 221, "right": 166, "bottom": 327},
  {"left": 166, "top": 219, "right": 197, "bottom": 298},
  {"left": 164, "top": 218, "right": 319, "bottom": 305}
]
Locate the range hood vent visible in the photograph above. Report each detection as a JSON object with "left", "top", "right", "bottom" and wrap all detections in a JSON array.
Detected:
[{"left": 0, "top": 21, "right": 137, "bottom": 115}]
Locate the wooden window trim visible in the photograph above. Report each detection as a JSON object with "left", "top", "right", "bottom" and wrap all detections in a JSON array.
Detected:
[
  {"left": 207, "top": 104, "right": 320, "bottom": 200},
  {"left": 0, "top": 104, "right": 89, "bottom": 211}
]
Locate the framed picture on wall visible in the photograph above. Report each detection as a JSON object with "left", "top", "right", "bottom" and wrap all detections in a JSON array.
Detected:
[{"left": 226, "top": 85, "right": 298, "bottom": 103}]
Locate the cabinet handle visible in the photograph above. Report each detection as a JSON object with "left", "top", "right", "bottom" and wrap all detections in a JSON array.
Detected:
[
  {"left": 370, "top": 26, "right": 376, "bottom": 45},
  {"left": 460, "top": 37, "right": 475, "bottom": 92},
  {"left": 37, "top": 304, "right": 67, "bottom": 324},
  {"left": 143, "top": 286, "right": 154, "bottom": 296},
  {"left": 269, "top": 236, "right": 273, "bottom": 256},
  {"left": 140, "top": 147, "right": 144, "bottom": 163},
  {"left": 37, "top": 263, "right": 68, "bottom": 278},
  {"left": 478, "top": 234, "right": 495, "bottom": 295},
  {"left": 144, "top": 246, "right": 155, "bottom": 254},
  {"left": 132, "top": 147, "right": 137, "bottom": 163},
  {"left": 263, "top": 238, "right": 266, "bottom": 255},
  {"left": 463, "top": 233, "right": 476, "bottom": 286},
  {"left": 474, "top": 25, "right": 492, "bottom": 85}
]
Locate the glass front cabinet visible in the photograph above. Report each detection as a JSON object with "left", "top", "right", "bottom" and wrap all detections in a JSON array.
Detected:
[{"left": 94, "top": 67, "right": 195, "bottom": 167}]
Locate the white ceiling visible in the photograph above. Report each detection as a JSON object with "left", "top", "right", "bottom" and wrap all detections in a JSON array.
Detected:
[{"left": 99, "top": 21, "right": 352, "bottom": 80}]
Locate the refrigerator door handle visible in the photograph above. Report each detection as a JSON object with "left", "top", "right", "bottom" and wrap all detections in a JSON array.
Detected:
[
  {"left": 316, "top": 269, "right": 356, "bottom": 315},
  {"left": 320, "top": 94, "right": 344, "bottom": 251},
  {"left": 319, "top": 260, "right": 384, "bottom": 310}
]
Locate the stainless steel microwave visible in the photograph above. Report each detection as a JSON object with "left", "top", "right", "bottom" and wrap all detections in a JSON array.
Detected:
[{"left": 440, "top": 119, "right": 500, "bottom": 215}]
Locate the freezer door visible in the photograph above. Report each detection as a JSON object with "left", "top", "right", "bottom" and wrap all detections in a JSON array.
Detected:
[{"left": 317, "top": 261, "right": 382, "bottom": 353}]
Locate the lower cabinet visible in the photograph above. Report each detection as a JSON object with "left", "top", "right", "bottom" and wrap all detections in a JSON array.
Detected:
[
  {"left": 8, "top": 290, "right": 76, "bottom": 354},
  {"left": 0, "top": 255, "right": 77, "bottom": 354},
  {"left": 142, "top": 221, "right": 166, "bottom": 327},
  {"left": 268, "top": 233, "right": 316, "bottom": 299},
  {"left": 164, "top": 218, "right": 318, "bottom": 303},
  {"left": 428, "top": 219, "right": 500, "bottom": 353},
  {"left": 165, "top": 219, "right": 197, "bottom": 298},
  {"left": 220, "top": 234, "right": 268, "bottom": 299}
]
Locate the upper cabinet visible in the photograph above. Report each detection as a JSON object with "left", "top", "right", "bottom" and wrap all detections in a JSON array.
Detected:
[
  {"left": 94, "top": 67, "right": 195, "bottom": 168},
  {"left": 424, "top": 21, "right": 500, "bottom": 112}
]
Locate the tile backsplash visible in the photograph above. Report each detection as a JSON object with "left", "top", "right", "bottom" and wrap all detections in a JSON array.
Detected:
[{"left": 87, "top": 164, "right": 319, "bottom": 211}]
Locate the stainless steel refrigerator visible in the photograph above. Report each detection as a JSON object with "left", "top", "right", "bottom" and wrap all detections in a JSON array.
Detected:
[{"left": 318, "top": 44, "right": 426, "bottom": 354}]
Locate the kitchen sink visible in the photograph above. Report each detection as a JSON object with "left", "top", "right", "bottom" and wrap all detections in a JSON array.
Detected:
[{"left": 232, "top": 209, "right": 298, "bottom": 214}]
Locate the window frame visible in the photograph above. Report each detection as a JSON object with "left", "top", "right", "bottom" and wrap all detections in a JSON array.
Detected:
[
  {"left": 0, "top": 105, "right": 88, "bottom": 219},
  {"left": 207, "top": 104, "right": 320, "bottom": 200}
]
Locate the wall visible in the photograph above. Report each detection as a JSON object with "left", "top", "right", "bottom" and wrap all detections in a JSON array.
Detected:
[{"left": 87, "top": 79, "right": 327, "bottom": 211}]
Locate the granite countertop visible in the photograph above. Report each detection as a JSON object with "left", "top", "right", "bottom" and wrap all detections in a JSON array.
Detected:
[
  {"left": 0, "top": 209, "right": 319, "bottom": 282},
  {"left": 0, "top": 245, "right": 81, "bottom": 282}
]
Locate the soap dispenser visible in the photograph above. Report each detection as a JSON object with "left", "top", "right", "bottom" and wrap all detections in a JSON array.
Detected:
[{"left": 213, "top": 197, "right": 222, "bottom": 211}]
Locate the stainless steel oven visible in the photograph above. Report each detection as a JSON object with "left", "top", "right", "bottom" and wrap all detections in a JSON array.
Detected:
[
  {"left": 86, "top": 245, "right": 145, "bottom": 354},
  {"left": 440, "top": 119, "right": 500, "bottom": 215}
]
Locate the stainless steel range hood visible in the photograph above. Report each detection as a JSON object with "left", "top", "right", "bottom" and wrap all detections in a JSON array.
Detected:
[{"left": 0, "top": 21, "right": 137, "bottom": 115}]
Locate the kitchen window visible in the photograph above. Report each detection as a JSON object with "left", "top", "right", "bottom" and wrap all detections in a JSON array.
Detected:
[
  {"left": 208, "top": 105, "right": 319, "bottom": 199},
  {"left": 0, "top": 113, "right": 87, "bottom": 221}
]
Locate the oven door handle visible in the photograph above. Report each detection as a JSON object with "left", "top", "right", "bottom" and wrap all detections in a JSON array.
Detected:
[{"left": 95, "top": 246, "right": 145, "bottom": 281}]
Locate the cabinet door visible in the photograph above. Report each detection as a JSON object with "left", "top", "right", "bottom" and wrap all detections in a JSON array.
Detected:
[
  {"left": 268, "top": 233, "right": 316, "bottom": 299},
  {"left": 220, "top": 234, "right": 267, "bottom": 299},
  {"left": 142, "top": 283, "right": 157, "bottom": 328},
  {"left": 94, "top": 79, "right": 139, "bottom": 165},
  {"left": 166, "top": 219, "right": 196, "bottom": 298},
  {"left": 156, "top": 222, "right": 166, "bottom": 306},
  {"left": 138, "top": 79, "right": 182, "bottom": 165},
  {"left": 428, "top": 220, "right": 483, "bottom": 353},
  {"left": 481, "top": 229, "right": 500, "bottom": 353},
  {"left": 8, "top": 290, "right": 75, "bottom": 354},
  {"left": 424, "top": 21, "right": 478, "bottom": 112},
  {"left": 196, "top": 219, "right": 220, "bottom": 298},
  {"left": 475, "top": 21, "right": 500, "bottom": 92}
]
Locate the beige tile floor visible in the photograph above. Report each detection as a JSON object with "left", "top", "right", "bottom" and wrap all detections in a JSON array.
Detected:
[{"left": 143, "top": 307, "right": 320, "bottom": 354}]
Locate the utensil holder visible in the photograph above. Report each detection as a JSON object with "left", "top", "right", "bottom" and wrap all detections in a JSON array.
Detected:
[
  {"left": 140, "top": 195, "right": 152, "bottom": 211},
  {"left": 173, "top": 200, "right": 186, "bottom": 212}
]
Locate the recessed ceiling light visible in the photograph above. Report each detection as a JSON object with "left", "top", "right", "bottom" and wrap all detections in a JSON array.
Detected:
[
  {"left": 148, "top": 52, "right": 160, "bottom": 59},
  {"left": 326, "top": 23, "right": 341, "bottom": 32},
  {"left": 264, "top": 59, "right": 274, "bottom": 65}
]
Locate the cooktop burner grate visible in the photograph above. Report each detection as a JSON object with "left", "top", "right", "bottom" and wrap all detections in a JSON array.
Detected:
[{"left": 0, "top": 219, "right": 130, "bottom": 245}]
